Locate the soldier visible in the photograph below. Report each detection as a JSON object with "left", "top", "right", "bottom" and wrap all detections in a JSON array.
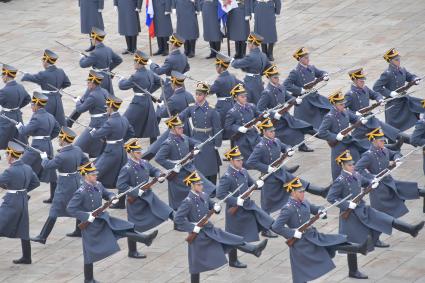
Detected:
[
  {"left": 355, "top": 128, "right": 425, "bottom": 247},
  {"left": 209, "top": 54, "right": 241, "bottom": 139},
  {"left": 31, "top": 127, "right": 89, "bottom": 244},
  {"left": 154, "top": 115, "right": 215, "bottom": 210},
  {"left": 224, "top": 83, "right": 261, "bottom": 160},
  {"left": 346, "top": 68, "right": 409, "bottom": 151},
  {"left": 253, "top": 0, "right": 281, "bottom": 61},
  {"left": 284, "top": 47, "right": 331, "bottom": 129},
  {"left": 150, "top": 33, "right": 190, "bottom": 100},
  {"left": 18, "top": 92, "right": 60, "bottom": 203},
  {"left": 258, "top": 64, "right": 316, "bottom": 152},
  {"left": 22, "top": 49, "right": 71, "bottom": 126},
  {"left": 152, "top": 0, "right": 173, "bottom": 56},
  {"left": 72, "top": 71, "right": 108, "bottom": 158},
  {"left": 174, "top": 0, "right": 200, "bottom": 57},
  {"left": 179, "top": 82, "right": 222, "bottom": 184},
  {"left": 373, "top": 48, "right": 424, "bottom": 131},
  {"left": 67, "top": 161, "right": 158, "bottom": 283},
  {"left": 245, "top": 118, "right": 329, "bottom": 215},
  {"left": 201, "top": 0, "right": 223, "bottom": 59},
  {"left": 117, "top": 139, "right": 173, "bottom": 258},
  {"left": 0, "top": 142, "right": 40, "bottom": 264},
  {"left": 78, "top": 0, "right": 104, "bottom": 52},
  {"left": 217, "top": 146, "right": 274, "bottom": 268},
  {"left": 411, "top": 114, "right": 425, "bottom": 175},
  {"left": 92, "top": 94, "right": 135, "bottom": 209},
  {"left": 318, "top": 90, "right": 368, "bottom": 180},
  {"left": 227, "top": 0, "right": 250, "bottom": 59},
  {"left": 174, "top": 171, "right": 268, "bottom": 283},
  {"left": 0, "top": 64, "right": 31, "bottom": 149},
  {"left": 327, "top": 150, "right": 425, "bottom": 279},
  {"left": 272, "top": 177, "right": 368, "bottom": 283},
  {"left": 79, "top": 27, "right": 123, "bottom": 95},
  {"left": 119, "top": 51, "right": 162, "bottom": 144},
  {"left": 231, "top": 32, "right": 269, "bottom": 104},
  {"left": 114, "top": 0, "right": 142, "bottom": 54}
]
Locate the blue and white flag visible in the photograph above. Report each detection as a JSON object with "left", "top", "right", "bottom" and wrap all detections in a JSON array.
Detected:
[{"left": 218, "top": 0, "right": 238, "bottom": 35}]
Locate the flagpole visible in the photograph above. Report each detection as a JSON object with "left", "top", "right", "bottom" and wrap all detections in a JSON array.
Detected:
[
  {"left": 226, "top": 26, "right": 230, "bottom": 56},
  {"left": 149, "top": 36, "right": 153, "bottom": 56}
]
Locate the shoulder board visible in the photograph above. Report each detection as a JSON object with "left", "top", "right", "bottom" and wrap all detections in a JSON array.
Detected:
[
  {"left": 188, "top": 103, "right": 195, "bottom": 107},
  {"left": 77, "top": 186, "right": 85, "bottom": 193}
]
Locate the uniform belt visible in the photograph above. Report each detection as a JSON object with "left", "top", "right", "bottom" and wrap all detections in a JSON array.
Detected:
[
  {"left": 169, "top": 159, "right": 180, "bottom": 163},
  {"left": 58, "top": 171, "right": 78, "bottom": 177},
  {"left": 91, "top": 113, "right": 106, "bottom": 118},
  {"left": 40, "top": 90, "right": 57, "bottom": 94},
  {"left": 32, "top": 136, "right": 50, "bottom": 140},
  {"left": 7, "top": 189, "right": 26, "bottom": 194},
  {"left": 217, "top": 97, "right": 232, "bottom": 101},
  {"left": 134, "top": 92, "right": 146, "bottom": 96},
  {"left": 256, "top": 0, "right": 271, "bottom": 2},
  {"left": 92, "top": 67, "right": 110, "bottom": 73},
  {"left": 192, "top": 127, "right": 212, "bottom": 133},
  {"left": 2, "top": 107, "right": 19, "bottom": 112},
  {"left": 106, "top": 139, "right": 123, "bottom": 144},
  {"left": 246, "top": 73, "right": 260, "bottom": 77}
]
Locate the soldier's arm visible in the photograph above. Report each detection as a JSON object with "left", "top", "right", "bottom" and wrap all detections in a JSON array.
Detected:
[
  {"left": 116, "top": 166, "right": 132, "bottom": 195},
  {"left": 317, "top": 115, "right": 337, "bottom": 142},
  {"left": 178, "top": 107, "right": 191, "bottom": 123},
  {"left": 61, "top": 70, "right": 72, "bottom": 89},
  {"left": 224, "top": 110, "right": 239, "bottom": 134},
  {"left": 118, "top": 75, "right": 136, "bottom": 90},
  {"left": 309, "top": 202, "right": 324, "bottom": 215},
  {"left": 151, "top": 58, "right": 172, "bottom": 75},
  {"left": 405, "top": 68, "right": 418, "bottom": 82},
  {"left": 147, "top": 162, "right": 162, "bottom": 178},
  {"left": 245, "top": 145, "right": 268, "bottom": 173},
  {"left": 151, "top": 73, "right": 162, "bottom": 93},
  {"left": 274, "top": 0, "right": 281, "bottom": 14},
  {"left": 247, "top": 171, "right": 255, "bottom": 187},
  {"left": 389, "top": 149, "right": 402, "bottom": 161},
  {"left": 20, "top": 116, "right": 39, "bottom": 136},
  {"left": 125, "top": 119, "right": 136, "bottom": 140},
  {"left": 154, "top": 142, "right": 175, "bottom": 169},
  {"left": 348, "top": 109, "right": 360, "bottom": 124},
  {"left": 188, "top": 136, "right": 201, "bottom": 149},
  {"left": 67, "top": 191, "right": 91, "bottom": 222},
  {"left": 411, "top": 122, "right": 425, "bottom": 146},
  {"left": 256, "top": 91, "right": 269, "bottom": 111},
  {"left": 313, "top": 65, "right": 327, "bottom": 78},
  {"left": 326, "top": 180, "right": 349, "bottom": 211},
  {"left": 21, "top": 72, "right": 44, "bottom": 85},
  {"left": 110, "top": 50, "right": 123, "bottom": 70},
  {"left": 354, "top": 154, "right": 374, "bottom": 180},
  {"left": 344, "top": 92, "right": 354, "bottom": 111},
  {"left": 367, "top": 86, "right": 383, "bottom": 102},
  {"left": 231, "top": 56, "right": 253, "bottom": 70},
  {"left": 79, "top": 53, "right": 97, "bottom": 68},
  {"left": 165, "top": 0, "right": 172, "bottom": 12},
  {"left": 211, "top": 110, "right": 222, "bottom": 147},
  {"left": 174, "top": 199, "right": 196, "bottom": 232},
  {"left": 283, "top": 70, "right": 302, "bottom": 96},
  {"left": 372, "top": 72, "right": 391, "bottom": 97},
  {"left": 216, "top": 176, "right": 237, "bottom": 206},
  {"left": 20, "top": 86, "right": 32, "bottom": 108},
  {"left": 208, "top": 79, "right": 221, "bottom": 95},
  {"left": 101, "top": 185, "right": 116, "bottom": 200},
  {"left": 75, "top": 94, "right": 95, "bottom": 113},
  {"left": 27, "top": 170, "right": 41, "bottom": 192},
  {"left": 41, "top": 154, "right": 62, "bottom": 170},
  {"left": 0, "top": 170, "right": 11, "bottom": 189},
  {"left": 271, "top": 206, "right": 296, "bottom": 239},
  {"left": 91, "top": 120, "right": 112, "bottom": 139},
  {"left": 51, "top": 119, "right": 61, "bottom": 139}
]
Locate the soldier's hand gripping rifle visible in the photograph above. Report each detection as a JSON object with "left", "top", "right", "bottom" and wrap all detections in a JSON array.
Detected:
[
  {"left": 340, "top": 147, "right": 420, "bottom": 219},
  {"left": 185, "top": 184, "right": 243, "bottom": 244},
  {"left": 113, "top": 74, "right": 162, "bottom": 103},
  {"left": 12, "top": 138, "right": 53, "bottom": 159},
  {"left": 55, "top": 40, "right": 88, "bottom": 57},
  {"left": 286, "top": 193, "right": 352, "bottom": 247},
  {"left": 46, "top": 83, "right": 79, "bottom": 100},
  {"left": 394, "top": 75, "right": 425, "bottom": 94},
  {"left": 302, "top": 74, "right": 329, "bottom": 90}
]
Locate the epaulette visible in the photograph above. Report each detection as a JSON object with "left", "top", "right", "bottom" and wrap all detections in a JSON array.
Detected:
[
  {"left": 77, "top": 186, "right": 85, "bottom": 193},
  {"left": 188, "top": 103, "right": 195, "bottom": 107}
]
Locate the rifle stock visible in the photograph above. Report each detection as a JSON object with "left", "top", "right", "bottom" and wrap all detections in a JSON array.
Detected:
[
  {"left": 303, "top": 77, "right": 324, "bottom": 90},
  {"left": 78, "top": 201, "right": 111, "bottom": 230},
  {"left": 185, "top": 210, "right": 214, "bottom": 244},
  {"left": 286, "top": 214, "right": 320, "bottom": 247},
  {"left": 231, "top": 116, "right": 264, "bottom": 141},
  {"left": 127, "top": 176, "right": 162, "bottom": 204}
]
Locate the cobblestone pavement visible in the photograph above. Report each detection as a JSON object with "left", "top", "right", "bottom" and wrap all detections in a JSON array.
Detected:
[{"left": 0, "top": 0, "right": 424, "bottom": 282}]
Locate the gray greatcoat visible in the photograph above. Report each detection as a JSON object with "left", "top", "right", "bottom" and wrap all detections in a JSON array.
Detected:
[
  {"left": 114, "top": 0, "right": 142, "bottom": 36},
  {"left": 227, "top": 0, "right": 250, "bottom": 41},
  {"left": 411, "top": 117, "right": 425, "bottom": 175},
  {"left": 284, "top": 63, "right": 331, "bottom": 129},
  {"left": 174, "top": 190, "right": 246, "bottom": 274},
  {"left": 0, "top": 160, "right": 40, "bottom": 240},
  {"left": 117, "top": 158, "right": 173, "bottom": 232},
  {"left": 152, "top": 0, "right": 173, "bottom": 37},
  {"left": 79, "top": 0, "right": 104, "bottom": 34},
  {"left": 200, "top": 0, "right": 222, "bottom": 42},
  {"left": 355, "top": 145, "right": 420, "bottom": 218},
  {"left": 373, "top": 64, "right": 424, "bottom": 131},
  {"left": 272, "top": 198, "right": 347, "bottom": 283},
  {"left": 174, "top": 0, "right": 200, "bottom": 40},
  {"left": 253, "top": 0, "right": 281, "bottom": 43}
]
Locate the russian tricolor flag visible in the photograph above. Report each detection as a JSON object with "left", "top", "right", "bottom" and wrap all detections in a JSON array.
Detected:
[
  {"left": 146, "top": 0, "right": 155, "bottom": 38},
  {"left": 218, "top": 0, "right": 237, "bottom": 34}
]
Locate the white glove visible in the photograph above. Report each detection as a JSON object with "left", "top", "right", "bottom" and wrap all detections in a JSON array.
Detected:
[
  {"left": 147, "top": 59, "right": 153, "bottom": 67},
  {"left": 287, "top": 149, "right": 295, "bottom": 157},
  {"left": 293, "top": 229, "right": 302, "bottom": 239},
  {"left": 355, "top": 111, "right": 362, "bottom": 117},
  {"left": 114, "top": 6, "right": 118, "bottom": 12},
  {"left": 371, "top": 179, "right": 379, "bottom": 189},
  {"left": 193, "top": 225, "right": 202, "bottom": 233},
  {"left": 214, "top": 146, "right": 220, "bottom": 150},
  {"left": 323, "top": 74, "right": 330, "bottom": 81},
  {"left": 300, "top": 87, "right": 306, "bottom": 94},
  {"left": 158, "top": 176, "right": 166, "bottom": 183},
  {"left": 267, "top": 166, "right": 275, "bottom": 173},
  {"left": 73, "top": 96, "right": 81, "bottom": 103},
  {"left": 348, "top": 201, "right": 357, "bottom": 209},
  {"left": 87, "top": 213, "right": 95, "bottom": 223},
  {"left": 237, "top": 196, "right": 244, "bottom": 206},
  {"left": 415, "top": 78, "right": 421, "bottom": 85},
  {"left": 138, "top": 189, "right": 145, "bottom": 197},
  {"left": 15, "top": 122, "right": 23, "bottom": 129},
  {"left": 244, "top": 16, "right": 250, "bottom": 21},
  {"left": 98, "top": 9, "right": 103, "bottom": 12},
  {"left": 274, "top": 112, "right": 282, "bottom": 120},
  {"left": 318, "top": 209, "right": 327, "bottom": 219},
  {"left": 213, "top": 203, "right": 221, "bottom": 213},
  {"left": 230, "top": 58, "right": 235, "bottom": 64},
  {"left": 164, "top": 11, "right": 171, "bottom": 15},
  {"left": 193, "top": 148, "right": 201, "bottom": 155},
  {"left": 79, "top": 53, "right": 86, "bottom": 58},
  {"left": 263, "top": 112, "right": 270, "bottom": 118},
  {"left": 40, "top": 152, "right": 48, "bottom": 159},
  {"left": 135, "top": 8, "right": 141, "bottom": 12},
  {"left": 195, "top": 11, "right": 200, "bottom": 15},
  {"left": 336, "top": 132, "right": 345, "bottom": 141},
  {"left": 89, "top": 128, "right": 96, "bottom": 135},
  {"left": 111, "top": 197, "right": 119, "bottom": 205},
  {"left": 390, "top": 91, "right": 398, "bottom": 98},
  {"left": 256, "top": 179, "right": 264, "bottom": 188},
  {"left": 173, "top": 163, "right": 182, "bottom": 173},
  {"left": 394, "top": 158, "right": 402, "bottom": 166},
  {"left": 296, "top": 97, "right": 303, "bottom": 104},
  {"left": 172, "top": 8, "right": 176, "bottom": 14},
  {"left": 360, "top": 117, "right": 368, "bottom": 125},
  {"left": 238, "top": 126, "right": 248, "bottom": 133}
]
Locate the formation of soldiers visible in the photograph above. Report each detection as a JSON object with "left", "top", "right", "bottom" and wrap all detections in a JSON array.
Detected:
[{"left": 0, "top": 3, "right": 425, "bottom": 283}]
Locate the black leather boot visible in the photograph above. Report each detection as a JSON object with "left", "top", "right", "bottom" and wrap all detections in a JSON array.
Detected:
[
  {"left": 305, "top": 183, "right": 330, "bottom": 198},
  {"left": 240, "top": 42, "right": 247, "bottom": 57},
  {"left": 261, "top": 230, "right": 278, "bottom": 238},
  {"left": 123, "top": 36, "right": 131, "bottom": 54},
  {"left": 31, "top": 216, "right": 57, "bottom": 244},
  {"left": 125, "top": 230, "right": 158, "bottom": 246},
  {"left": 190, "top": 273, "right": 200, "bottom": 283},
  {"left": 234, "top": 41, "right": 241, "bottom": 59},
  {"left": 188, "top": 40, "right": 196, "bottom": 58},
  {"left": 85, "top": 37, "right": 95, "bottom": 52},
  {"left": 162, "top": 37, "right": 169, "bottom": 56},
  {"left": 153, "top": 37, "right": 164, "bottom": 56},
  {"left": 84, "top": 263, "right": 99, "bottom": 283},
  {"left": 335, "top": 239, "right": 368, "bottom": 255},
  {"left": 298, "top": 143, "right": 314, "bottom": 152},
  {"left": 374, "top": 238, "right": 390, "bottom": 248},
  {"left": 206, "top": 42, "right": 216, "bottom": 59},
  {"left": 284, "top": 165, "right": 299, "bottom": 174},
  {"left": 132, "top": 35, "right": 138, "bottom": 53},
  {"left": 392, "top": 219, "right": 424, "bottom": 237},
  {"left": 66, "top": 219, "right": 82, "bottom": 237},
  {"left": 267, "top": 43, "right": 274, "bottom": 61},
  {"left": 43, "top": 182, "right": 56, "bottom": 204},
  {"left": 261, "top": 44, "right": 267, "bottom": 54},
  {"left": 347, "top": 254, "right": 368, "bottom": 279},
  {"left": 13, "top": 240, "right": 32, "bottom": 264},
  {"left": 228, "top": 248, "right": 247, "bottom": 268},
  {"left": 127, "top": 239, "right": 146, "bottom": 259},
  {"left": 184, "top": 41, "right": 190, "bottom": 56},
  {"left": 236, "top": 239, "right": 268, "bottom": 257}
]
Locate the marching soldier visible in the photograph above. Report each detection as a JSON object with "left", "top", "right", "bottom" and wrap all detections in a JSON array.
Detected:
[
  {"left": 373, "top": 48, "right": 424, "bottom": 131},
  {"left": 411, "top": 114, "right": 425, "bottom": 175},
  {"left": 272, "top": 177, "right": 368, "bottom": 283},
  {"left": 78, "top": 0, "right": 104, "bottom": 52},
  {"left": 92, "top": 94, "right": 135, "bottom": 209},
  {"left": 67, "top": 161, "right": 158, "bottom": 283},
  {"left": 152, "top": 0, "right": 173, "bottom": 56},
  {"left": 224, "top": 83, "right": 261, "bottom": 160},
  {"left": 19, "top": 92, "right": 60, "bottom": 203},
  {"left": 327, "top": 150, "right": 425, "bottom": 279},
  {"left": 253, "top": 0, "right": 281, "bottom": 61},
  {"left": 79, "top": 27, "right": 123, "bottom": 95},
  {"left": 22, "top": 49, "right": 71, "bottom": 126},
  {"left": 114, "top": 0, "right": 142, "bottom": 54},
  {"left": 258, "top": 64, "right": 316, "bottom": 152},
  {"left": 284, "top": 47, "right": 331, "bottom": 129},
  {"left": 174, "top": 0, "right": 200, "bottom": 57},
  {"left": 72, "top": 71, "right": 108, "bottom": 158},
  {"left": 154, "top": 115, "right": 215, "bottom": 210},
  {"left": 0, "top": 64, "right": 31, "bottom": 149},
  {"left": 355, "top": 128, "right": 425, "bottom": 247},
  {"left": 246, "top": 118, "right": 329, "bottom": 214},
  {"left": 231, "top": 32, "right": 269, "bottom": 104},
  {"left": 179, "top": 82, "right": 222, "bottom": 184},
  {"left": 0, "top": 142, "right": 40, "bottom": 264},
  {"left": 227, "top": 0, "right": 251, "bottom": 58},
  {"left": 217, "top": 146, "right": 274, "bottom": 268},
  {"left": 31, "top": 127, "right": 89, "bottom": 244},
  {"left": 174, "top": 171, "right": 268, "bottom": 283},
  {"left": 119, "top": 51, "right": 161, "bottom": 144},
  {"left": 117, "top": 139, "right": 173, "bottom": 258},
  {"left": 150, "top": 33, "right": 190, "bottom": 100},
  {"left": 318, "top": 90, "right": 368, "bottom": 180},
  {"left": 201, "top": 0, "right": 223, "bottom": 59}
]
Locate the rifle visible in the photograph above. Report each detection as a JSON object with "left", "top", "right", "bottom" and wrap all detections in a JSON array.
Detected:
[
  {"left": 286, "top": 194, "right": 352, "bottom": 247},
  {"left": 65, "top": 116, "right": 91, "bottom": 129},
  {"left": 12, "top": 138, "right": 53, "bottom": 158},
  {"left": 55, "top": 40, "right": 88, "bottom": 57},
  {"left": 46, "top": 83, "right": 78, "bottom": 100},
  {"left": 303, "top": 76, "right": 326, "bottom": 90},
  {"left": 395, "top": 75, "right": 424, "bottom": 94},
  {"left": 183, "top": 73, "right": 203, "bottom": 83},
  {"left": 358, "top": 89, "right": 419, "bottom": 115},
  {"left": 185, "top": 184, "right": 243, "bottom": 244},
  {"left": 340, "top": 147, "right": 419, "bottom": 219},
  {"left": 167, "top": 129, "right": 224, "bottom": 180},
  {"left": 114, "top": 74, "right": 162, "bottom": 103},
  {"left": 159, "top": 79, "right": 171, "bottom": 117},
  {"left": 0, "top": 114, "right": 18, "bottom": 125}
]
